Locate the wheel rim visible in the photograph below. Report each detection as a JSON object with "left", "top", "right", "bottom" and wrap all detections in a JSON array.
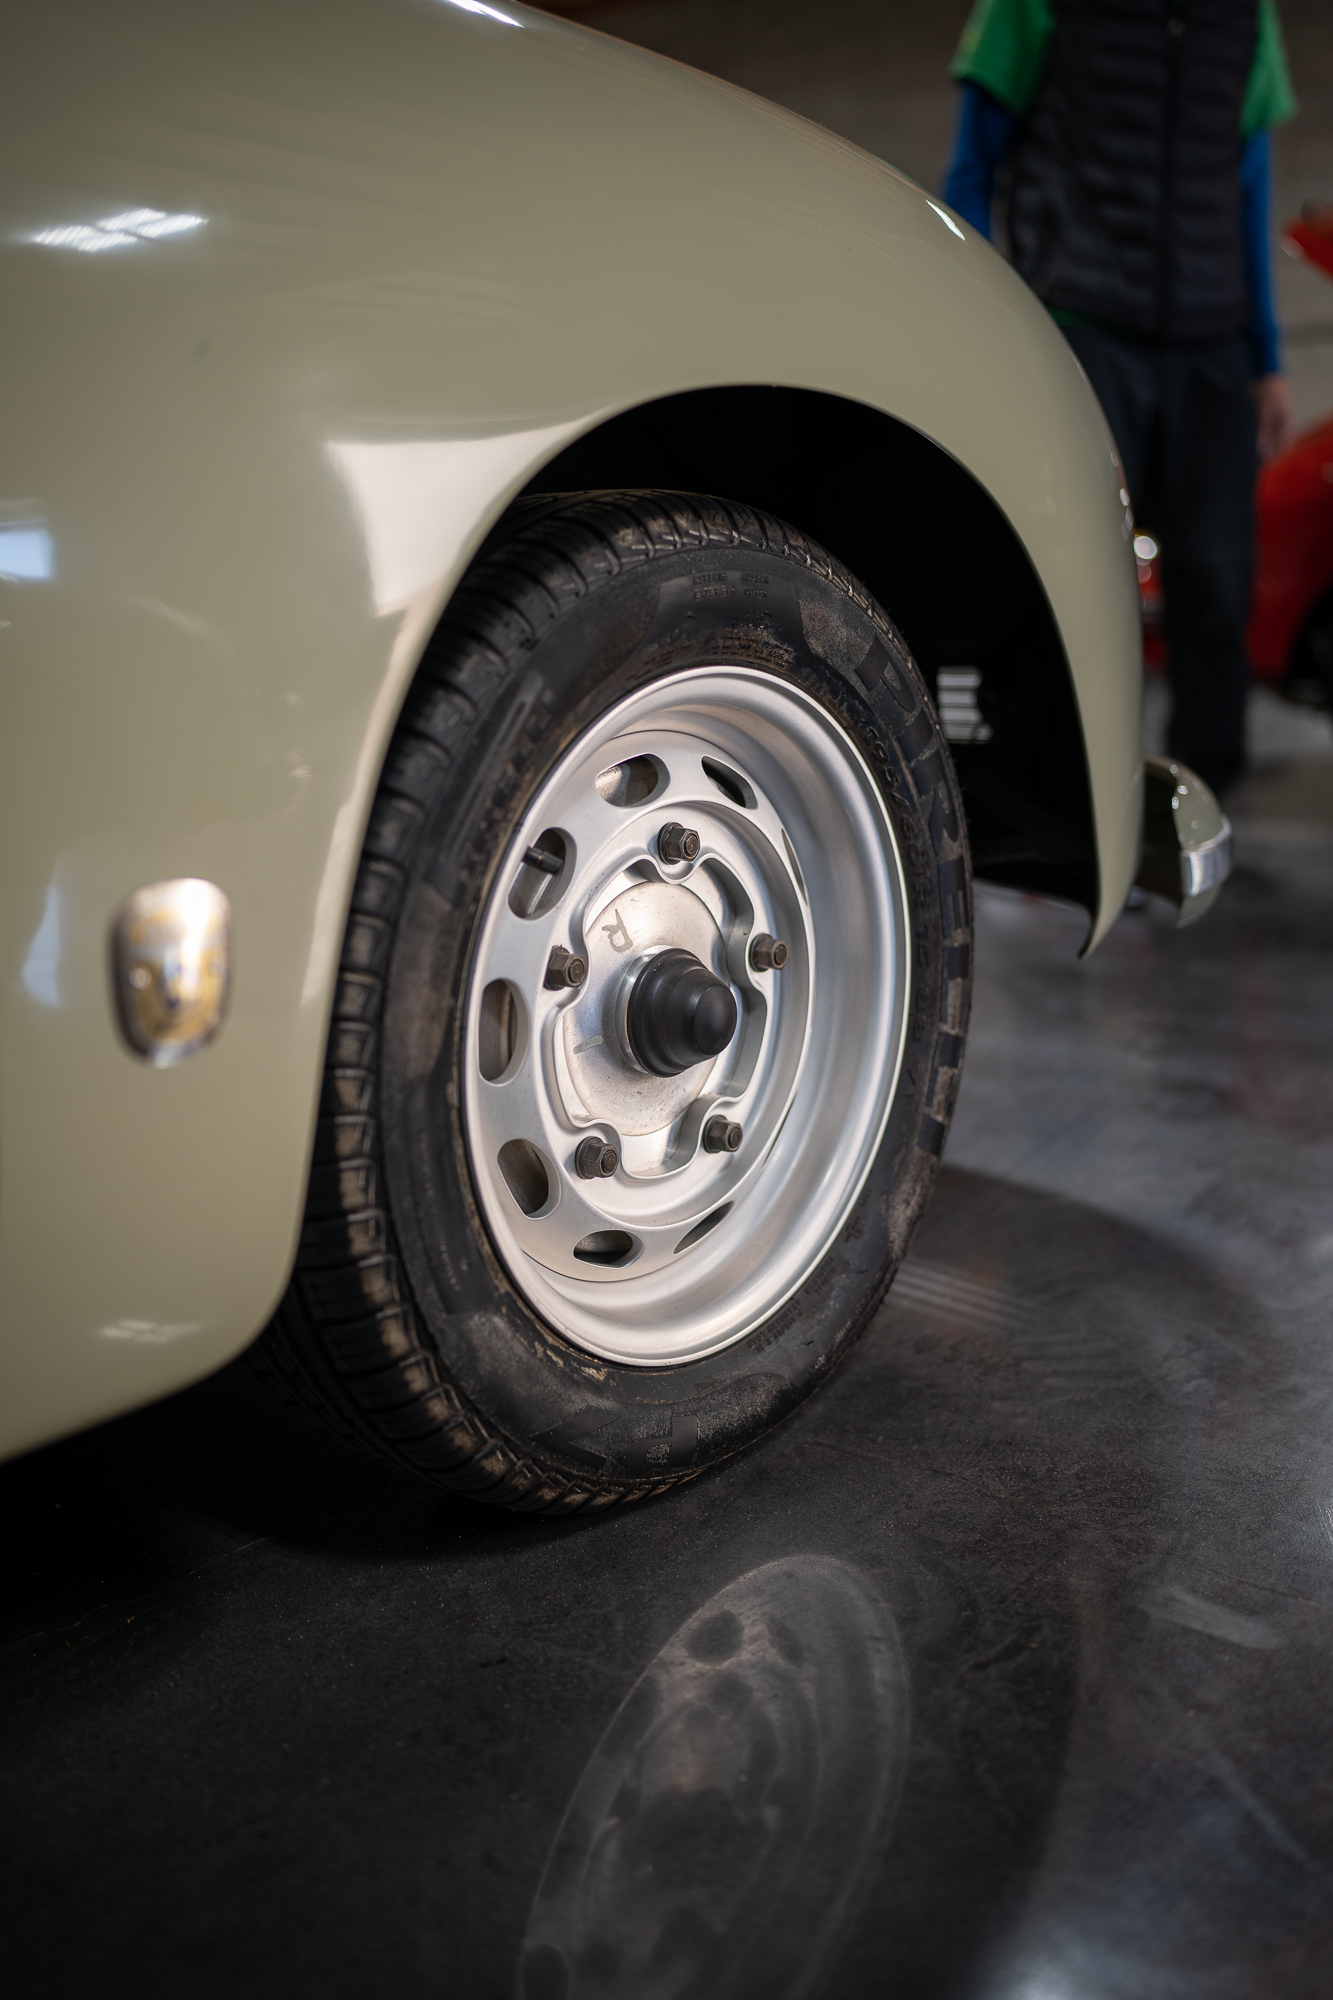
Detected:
[{"left": 462, "top": 666, "right": 911, "bottom": 1365}]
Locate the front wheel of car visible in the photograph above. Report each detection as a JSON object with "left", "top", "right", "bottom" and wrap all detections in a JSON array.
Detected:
[{"left": 258, "top": 492, "right": 972, "bottom": 1510}]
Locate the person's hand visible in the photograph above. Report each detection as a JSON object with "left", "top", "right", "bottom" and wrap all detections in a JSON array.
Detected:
[{"left": 1254, "top": 373, "right": 1295, "bottom": 463}]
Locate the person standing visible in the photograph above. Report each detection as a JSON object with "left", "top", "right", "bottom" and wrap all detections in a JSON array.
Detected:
[{"left": 943, "top": 0, "right": 1297, "bottom": 795}]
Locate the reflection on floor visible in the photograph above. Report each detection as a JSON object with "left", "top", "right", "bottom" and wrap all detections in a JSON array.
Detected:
[
  {"left": 521, "top": 1556, "right": 907, "bottom": 1997},
  {"left": 6, "top": 769, "right": 1333, "bottom": 1997}
]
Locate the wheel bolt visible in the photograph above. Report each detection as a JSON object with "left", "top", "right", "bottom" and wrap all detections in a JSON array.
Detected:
[
  {"left": 749, "top": 933, "right": 789, "bottom": 972},
  {"left": 575, "top": 1137, "right": 619, "bottom": 1179},
  {"left": 657, "top": 822, "right": 701, "bottom": 865},
  {"left": 703, "top": 1117, "right": 743, "bottom": 1154},
  {"left": 544, "top": 946, "right": 587, "bottom": 990}
]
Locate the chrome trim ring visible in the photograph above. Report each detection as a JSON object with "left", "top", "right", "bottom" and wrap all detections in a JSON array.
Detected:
[
  {"left": 1182, "top": 817, "right": 1233, "bottom": 899},
  {"left": 462, "top": 667, "right": 911, "bottom": 1367}
]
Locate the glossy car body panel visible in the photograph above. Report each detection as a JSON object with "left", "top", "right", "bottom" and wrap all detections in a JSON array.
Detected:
[{"left": 0, "top": 0, "right": 1140, "bottom": 1457}]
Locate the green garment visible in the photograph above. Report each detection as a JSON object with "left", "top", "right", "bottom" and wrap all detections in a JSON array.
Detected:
[{"left": 951, "top": 0, "right": 1296, "bottom": 136}]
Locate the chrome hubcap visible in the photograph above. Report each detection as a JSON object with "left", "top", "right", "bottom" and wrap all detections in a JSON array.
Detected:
[{"left": 463, "top": 667, "right": 911, "bottom": 1365}]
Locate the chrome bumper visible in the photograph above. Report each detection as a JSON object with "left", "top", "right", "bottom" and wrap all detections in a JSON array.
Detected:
[{"left": 1135, "top": 755, "right": 1233, "bottom": 926}]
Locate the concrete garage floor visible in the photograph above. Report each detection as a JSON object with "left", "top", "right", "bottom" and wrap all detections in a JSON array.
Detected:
[{"left": 7, "top": 7, "right": 1333, "bottom": 1999}]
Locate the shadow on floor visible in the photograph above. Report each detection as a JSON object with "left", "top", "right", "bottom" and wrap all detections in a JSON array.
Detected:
[{"left": 5, "top": 1162, "right": 1331, "bottom": 1998}]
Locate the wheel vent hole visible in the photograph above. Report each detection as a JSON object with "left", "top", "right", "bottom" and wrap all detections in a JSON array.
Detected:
[
  {"left": 702, "top": 759, "right": 756, "bottom": 809},
  {"left": 498, "top": 1139, "right": 551, "bottom": 1216},
  {"left": 478, "top": 980, "right": 524, "bottom": 1082},
  {"left": 596, "top": 755, "right": 665, "bottom": 808},
  {"left": 509, "top": 829, "right": 572, "bottom": 918},
  {"left": 674, "top": 1204, "right": 733, "bottom": 1255},
  {"left": 573, "top": 1229, "right": 638, "bottom": 1267}
]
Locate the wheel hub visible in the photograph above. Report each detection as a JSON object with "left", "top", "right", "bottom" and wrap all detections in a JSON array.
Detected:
[
  {"left": 626, "top": 947, "right": 737, "bottom": 1078},
  {"left": 560, "top": 879, "right": 737, "bottom": 1137}
]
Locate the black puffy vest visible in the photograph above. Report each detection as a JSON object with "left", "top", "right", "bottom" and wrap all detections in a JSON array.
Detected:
[{"left": 1008, "top": 0, "right": 1258, "bottom": 342}]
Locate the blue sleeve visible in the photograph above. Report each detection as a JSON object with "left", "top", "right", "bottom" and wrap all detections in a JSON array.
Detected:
[
  {"left": 941, "top": 81, "right": 1022, "bottom": 240},
  {"left": 1240, "top": 128, "right": 1282, "bottom": 377}
]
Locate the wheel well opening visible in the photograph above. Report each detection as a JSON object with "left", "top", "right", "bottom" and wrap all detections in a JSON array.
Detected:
[{"left": 520, "top": 385, "right": 1098, "bottom": 913}]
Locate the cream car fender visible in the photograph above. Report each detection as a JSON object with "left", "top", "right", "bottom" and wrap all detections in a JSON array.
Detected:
[{"left": 0, "top": 0, "right": 1140, "bottom": 1457}]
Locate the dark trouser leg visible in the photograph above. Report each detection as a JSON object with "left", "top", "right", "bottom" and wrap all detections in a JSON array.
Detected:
[
  {"left": 1155, "top": 339, "right": 1257, "bottom": 794},
  {"left": 1061, "top": 325, "right": 1257, "bottom": 795}
]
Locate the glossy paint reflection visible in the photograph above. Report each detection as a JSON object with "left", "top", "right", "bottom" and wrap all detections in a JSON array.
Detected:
[
  {"left": 327, "top": 429, "right": 577, "bottom": 619},
  {"left": 0, "top": 519, "right": 52, "bottom": 580},
  {"left": 29, "top": 209, "right": 204, "bottom": 253},
  {"left": 519, "top": 1558, "right": 907, "bottom": 2000}
]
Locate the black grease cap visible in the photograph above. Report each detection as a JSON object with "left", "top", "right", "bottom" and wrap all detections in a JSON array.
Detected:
[{"left": 627, "top": 948, "right": 738, "bottom": 1077}]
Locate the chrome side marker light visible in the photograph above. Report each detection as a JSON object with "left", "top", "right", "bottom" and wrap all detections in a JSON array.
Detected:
[{"left": 112, "top": 878, "right": 232, "bottom": 1064}]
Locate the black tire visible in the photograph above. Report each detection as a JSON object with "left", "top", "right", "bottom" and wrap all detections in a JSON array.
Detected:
[{"left": 256, "top": 492, "right": 971, "bottom": 1511}]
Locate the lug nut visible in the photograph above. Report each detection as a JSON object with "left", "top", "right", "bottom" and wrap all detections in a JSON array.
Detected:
[
  {"left": 544, "top": 946, "right": 587, "bottom": 991},
  {"left": 575, "top": 1137, "right": 619, "bottom": 1179},
  {"left": 657, "top": 822, "right": 701, "bottom": 865},
  {"left": 749, "top": 933, "right": 789, "bottom": 972},
  {"left": 703, "top": 1117, "right": 743, "bottom": 1154}
]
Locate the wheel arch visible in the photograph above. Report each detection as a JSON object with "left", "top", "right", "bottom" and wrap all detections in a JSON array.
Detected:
[{"left": 520, "top": 385, "right": 1099, "bottom": 916}]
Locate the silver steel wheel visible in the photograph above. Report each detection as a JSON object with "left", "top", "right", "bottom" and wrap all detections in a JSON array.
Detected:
[{"left": 463, "top": 666, "right": 911, "bottom": 1365}]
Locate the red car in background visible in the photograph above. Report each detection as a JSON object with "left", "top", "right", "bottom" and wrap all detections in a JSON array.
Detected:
[{"left": 1140, "top": 202, "right": 1333, "bottom": 702}]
